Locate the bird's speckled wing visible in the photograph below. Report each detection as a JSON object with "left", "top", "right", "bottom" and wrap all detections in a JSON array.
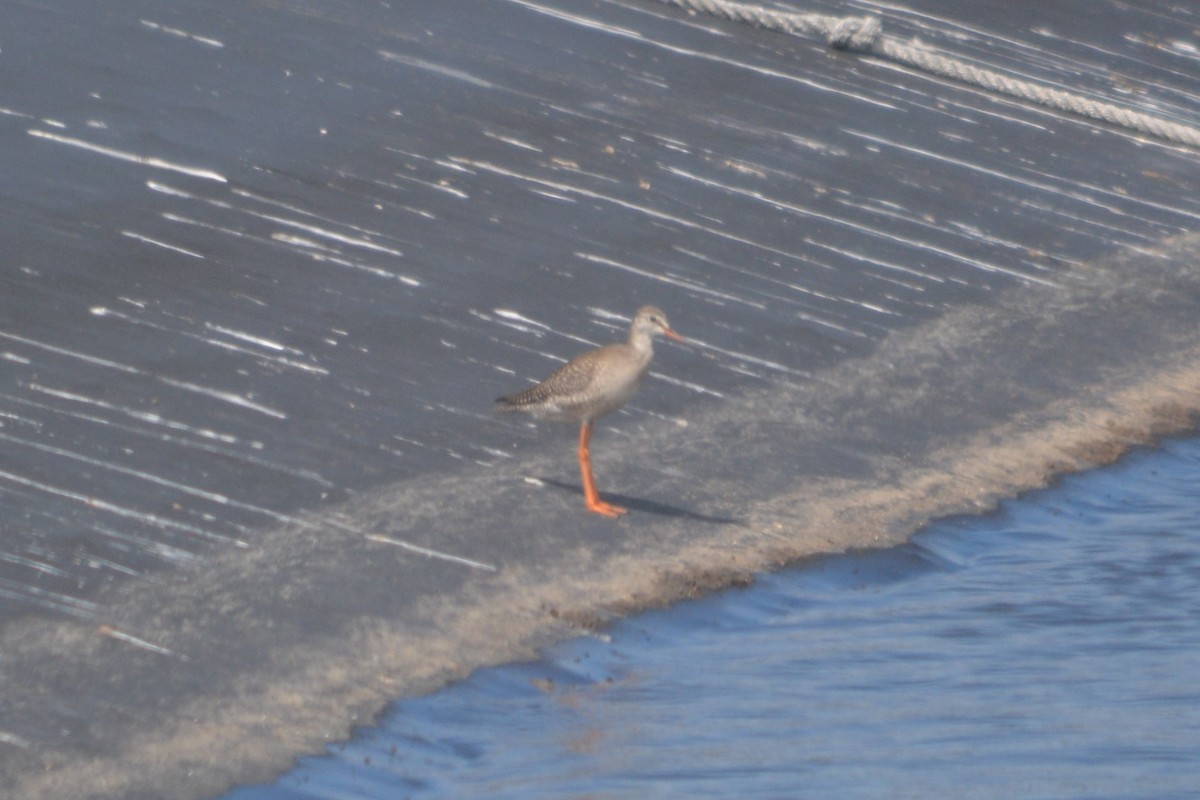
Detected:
[{"left": 496, "top": 348, "right": 605, "bottom": 411}]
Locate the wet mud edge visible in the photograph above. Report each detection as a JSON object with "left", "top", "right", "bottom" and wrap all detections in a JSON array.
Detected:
[{"left": 4, "top": 235, "right": 1200, "bottom": 800}]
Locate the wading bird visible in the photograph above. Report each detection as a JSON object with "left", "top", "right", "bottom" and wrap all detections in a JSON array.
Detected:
[{"left": 496, "top": 306, "right": 684, "bottom": 517}]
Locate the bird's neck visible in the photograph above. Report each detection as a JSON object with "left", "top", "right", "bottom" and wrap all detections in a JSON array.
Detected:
[
  {"left": 627, "top": 327, "right": 651, "bottom": 348},
  {"left": 626, "top": 329, "right": 654, "bottom": 364}
]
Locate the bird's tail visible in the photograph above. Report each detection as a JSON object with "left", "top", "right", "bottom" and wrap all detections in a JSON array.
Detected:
[
  {"left": 494, "top": 392, "right": 527, "bottom": 412},
  {"left": 494, "top": 383, "right": 550, "bottom": 411}
]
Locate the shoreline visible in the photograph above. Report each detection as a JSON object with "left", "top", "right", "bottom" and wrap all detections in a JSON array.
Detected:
[{"left": 5, "top": 235, "right": 1200, "bottom": 799}]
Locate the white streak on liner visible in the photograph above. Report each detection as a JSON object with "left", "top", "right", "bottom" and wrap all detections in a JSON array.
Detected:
[
  {"left": 0, "top": 430, "right": 300, "bottom": 525},
  {"left": 848, "top": 129, "right": 1200, "bottom": 224},
  {"left": 139, "top": 19, "right": 224, "bottom": 48},
  {"left": 28, "top": 130, "right": 227, "bottom": 182},
  {"left": 0, "top": 330, "right": 140, "bottom": 373},
  {"left": 147, "top": 182, "right": 403, "bottom": 255},
  {"left": 2, "top": 390, "right": 334, "bottom": 487},
  {"left": 1, "top": 331, "right": 289, "bottom": 420},
  {"left": 664, "top": 165, "right": 1057, "bottom": 287},
  {"left": 577, "top": 252, "right": 765, "bottom": 308},
  {"left": 232, "top": 187, "right": 411, "bottom": 253},
  {"left": 451, "top": 158, "right": 823, "bottom": 268},
  {"left": 0, "top": 731, "right": 31, "bottom": 749},
  {"left": 0, "top": 550, "right": 70, "bottom": 578},
  {"left": 121, "top": 231, "right": 205, "bottom": 258},
  {"left": 0, "top": 468, "right": 243, "bottom": 545},
  {"left": 0, "top": 577, "right": 100, "bottom": 615},
  {"left": 365, "top": 534, "right": 498, "bottom": 571},
  {"left": 378, "top": 51, "right": 496, "bottom": 89},
  {"left": 100, "top": 625, "right": 189, "bottom": 660},
  {"left": 92, "top": 306, "right": 327, "bottom": 375},
  {"left": 157, "top": 377, "right": 288, "bottom": 419},
  {"left": 27, "top": 384, "right": 239, "bottom": 443}
]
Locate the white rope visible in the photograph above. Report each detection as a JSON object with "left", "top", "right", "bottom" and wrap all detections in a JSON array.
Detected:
[{"left": 652, "top": 0, "right": 1200, "bottom": 149}]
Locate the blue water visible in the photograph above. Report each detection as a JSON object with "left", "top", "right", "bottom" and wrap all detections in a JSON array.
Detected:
[{"left": 226, "top": 438, "right": 1200, "bottom": 799}]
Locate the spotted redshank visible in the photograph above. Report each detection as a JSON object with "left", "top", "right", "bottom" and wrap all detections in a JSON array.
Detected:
[{"left": 496, "top": 306, "right": 684, "bottom": 517}]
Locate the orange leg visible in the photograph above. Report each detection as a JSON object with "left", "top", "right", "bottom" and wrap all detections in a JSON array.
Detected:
[{"left": 577, "top": 421, "right": 627, "bottom": 517}]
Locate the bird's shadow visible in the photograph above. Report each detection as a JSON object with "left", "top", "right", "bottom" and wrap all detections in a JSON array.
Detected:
[{"left": 537, "top": 478, "right": 740, "bottom": 524}]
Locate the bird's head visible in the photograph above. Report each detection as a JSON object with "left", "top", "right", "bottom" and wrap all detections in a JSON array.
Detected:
[{"left": 632, "top": 305, "right": 685, "bottom": 343}]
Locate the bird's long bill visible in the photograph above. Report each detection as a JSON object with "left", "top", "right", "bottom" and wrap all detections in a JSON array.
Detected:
[{"left": 663, "top": 327, "right": 686, "bottom": 343}]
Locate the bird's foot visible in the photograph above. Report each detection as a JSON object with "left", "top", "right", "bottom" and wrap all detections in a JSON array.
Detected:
[{"left": 585, "top": 498, "right": 628, "bottom": 518}]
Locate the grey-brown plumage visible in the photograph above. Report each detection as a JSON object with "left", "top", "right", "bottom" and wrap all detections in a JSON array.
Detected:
[
  {"left": 497, "top": 306, "right": 684, "bottom": 516},
  {"left": 496, "top": 306, "right": 681, "bottom": 422}
]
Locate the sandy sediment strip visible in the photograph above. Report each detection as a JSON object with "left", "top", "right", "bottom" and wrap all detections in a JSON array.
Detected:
[{"left": 4, "top": 235, "right": 1200, "bottom": 800}]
